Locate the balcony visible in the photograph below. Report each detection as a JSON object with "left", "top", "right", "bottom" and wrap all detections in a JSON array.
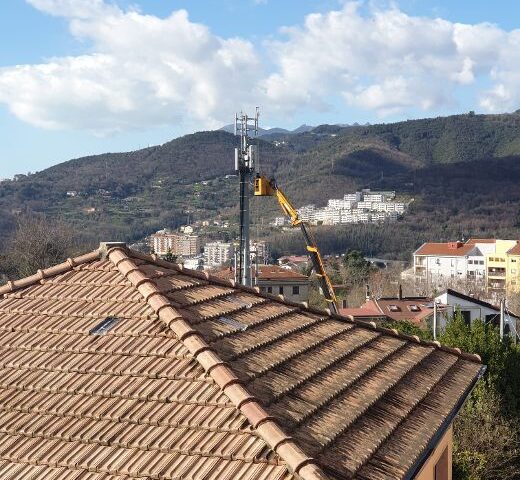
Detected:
[{"left": 488, "top": 268, "right": 506, "bottom": 278}]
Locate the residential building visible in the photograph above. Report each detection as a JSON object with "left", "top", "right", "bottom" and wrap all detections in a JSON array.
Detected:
[
  {"left": 413, "top": 241, "right": 486, "bottom": 286},
  {"left": 413, "top": 238, "right": 520, "bottom": 295},
  {"left": 151, "top": 229, "right": 200, "bottom": 257},
  {"left": 506, "top": 242, "right": 520, "bottom": 292},
  {"left": 294, "top": 189, "right": 407, "bottom": 226},
  {"left": 272, "top": 216, "right": 287, "bottom": 226},
  {"left": 251, "top": 240, "right": 268, "bottom": 263},
  {"left": 485, "top": 239, "right": 517, "bottom": 292},
  {"left": 255, "top": 265, "right": 310, "bottom": 302},
  {"left": 435, "top": 288, "right": 519, "bottom": 339},
  {"left": 215, "top": 264, "right": 310, "bottom": 303},
  {"left": 344, "top": 191, "right": 362, "bottom": 202},
  {"left": 0, "top": 242, "right": 482, "bottom": 480},
  {"left": 203, "top": 241, "right": 233, "bottom": 267}
]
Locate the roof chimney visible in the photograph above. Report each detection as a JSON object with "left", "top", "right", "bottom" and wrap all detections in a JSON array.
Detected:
[
  {"left": 365, "top": 284, "right": 371, "bottom": 301},
  {"left": 342, "top": 299, "right": 348, "bottom": 309},
  {"left": 398, "top": 284, "right": 403, "bottom": 300},
  {"left": 448, "top": 241, "right": 463, "bottom": 249},
  {"left": 99, "top": 242, "right": 127, "bottom": 259}
]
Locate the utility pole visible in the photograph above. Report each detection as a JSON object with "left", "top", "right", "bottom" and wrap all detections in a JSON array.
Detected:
[
  {"left": 500, "top": 298, "right": 505, "bottom": 341},
  {"left": 433, "top": 300, "right": 437, "bottom": 341},
  {"left": 234, "top": 108, "right": 259, "bottom": 287}
]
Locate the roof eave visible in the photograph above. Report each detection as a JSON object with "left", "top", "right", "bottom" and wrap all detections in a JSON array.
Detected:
[{"left": 403, "top": 364, "right": 487, "bottom": 480}]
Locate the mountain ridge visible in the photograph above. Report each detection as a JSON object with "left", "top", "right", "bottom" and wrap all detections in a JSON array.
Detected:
[{"left": 1, "top": 111, "right": 520, "bottom": 258}]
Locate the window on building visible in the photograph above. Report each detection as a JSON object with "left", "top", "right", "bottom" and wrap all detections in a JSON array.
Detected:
[
  {"left": 388, "top": 305, "right": 401, "bottom": 312},
  {"left": 267, "top": 286, "right": 272, "bottom": 294},
  {"left": 512, "top": 259, "right": 517, "bottom": 263},
  {"left": 292, "top": 286, "right": 300, "bottom": 295},
  {"left": 468, "top": 260, "right": 473, "bottom": 264},
  {"left": 434, "top": 446, "right": 449, "bottom": 480},
  {"left": 461, "top": 310, "right": 471, "bottom": 326},
  {"left": 451, "top": 259, "right": 455, "bottom": 267},
  {"left": 279, "top": 286, "right": 284, "bottom": 295},
  {"left": 479, "top": 260, "right": 484, "bottom": 265},
  {"left": 408, "top": 305, "right": 421, "bottom": 312}
]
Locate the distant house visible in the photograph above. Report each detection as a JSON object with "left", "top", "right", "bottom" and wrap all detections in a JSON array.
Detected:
[
  {"left": 0, "top": 242, "right": 484, "bottom": 480},
  {"left": 412, "top": 238, "right": 520, "bottom": 295},
  {"left": 215, "top": 264, "right": 310, "bottom": 303},
  {"left": 435, "top": 288, "right": 519, "bottom": 338},
  {"left": 340, "top": 287, "right": 435, "bottom": 325}
]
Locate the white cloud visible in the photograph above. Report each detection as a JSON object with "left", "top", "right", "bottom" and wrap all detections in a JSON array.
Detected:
[
  {"left": 263, "top": 2, "right": 520, "bottom": 116},
  {"left": 0, "top": 1, "right": 262, "bottom": 133},
  {"left": 1, "top": 1, "right": 520, "bottom": 134}
]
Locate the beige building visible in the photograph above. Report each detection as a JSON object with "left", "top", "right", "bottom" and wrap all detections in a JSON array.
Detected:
[
  {"left": 255, "top": 265, "right": 310, "bottom": 303},
  {"left": 214, "top": 264, "right": 310, "bottom": 303},
  {"left": 151, "top": 229, "right": 200, "bottom": 257},
  {"left": 203, "top": 241, "right": 233, "bottom": 267}
]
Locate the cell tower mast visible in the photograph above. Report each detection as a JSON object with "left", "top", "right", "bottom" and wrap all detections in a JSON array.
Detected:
[{"left": 234, "top": 108, "right": 259, "bottom": 287}]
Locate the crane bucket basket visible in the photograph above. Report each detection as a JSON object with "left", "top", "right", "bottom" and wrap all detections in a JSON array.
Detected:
[{"left": 254, "top": 176, "right": 274, "bottom": 196}]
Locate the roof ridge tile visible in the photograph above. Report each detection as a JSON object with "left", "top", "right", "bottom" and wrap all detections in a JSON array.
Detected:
[
  {"left": 0, "top": 250, "right": 102, "bottom": 297},
  {"left": 106, "top": 246, "right": 328, "bottom": 480}
]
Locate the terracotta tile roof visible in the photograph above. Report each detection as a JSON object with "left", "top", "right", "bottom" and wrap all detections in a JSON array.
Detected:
[
  {"left": 507, "top": 242, "right": 520, "bottom": 255},
  {"left": 0, "top": 244, "right": 483, "bottom": 480},
  {"left": 414, "top": 242, "right": 475, "bottom": 256},
  {"left": 215, "top": 265, "right": 308, "bottom": 282},
  {"left": 338, "top": 307, "right": 384, "bottom": 318},
  {"left": 366, "top": 298, "right": 436, "bottom": 324},
  {"left": 465, "top": 238, "right": 496, "bottom": 244}
]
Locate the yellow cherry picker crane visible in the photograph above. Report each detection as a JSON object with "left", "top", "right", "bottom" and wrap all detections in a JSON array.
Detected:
[{"left": 254, "top": 175, "right": 339, "bottom": 314}]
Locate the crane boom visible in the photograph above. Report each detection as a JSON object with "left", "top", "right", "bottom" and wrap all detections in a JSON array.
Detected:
[{"left": 254, "top": 175, "right": 339, "bottom": 314}]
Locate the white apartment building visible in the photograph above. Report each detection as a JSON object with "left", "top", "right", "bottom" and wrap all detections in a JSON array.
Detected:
[
  {"left": 344, "top": 192, "right": 362, "bottom": 202},
  {"left": 272, "top": 216, "right": 287, "bottom": 227},
  {"left": 251, "top": 240, "right": 269, "bottom": 263},
  {"left": 327, "top": 199, "right": 354, "bottom": 210},
  {"left": 293, "top": 190, "right": 406, "bottom": 226},
  {"left": 203, "top": 241, "right": 233, "bottom": 267},
  {"left": 298, "top": 205, "right": 316, "bottom": 222},
  {"left": 413, "top": 240, "right": 487, "bottom": 286}
]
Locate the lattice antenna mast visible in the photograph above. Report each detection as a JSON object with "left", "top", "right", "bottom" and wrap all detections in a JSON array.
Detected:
[{"left": 234, "top": 108, "right": 259, "bottom": 287}]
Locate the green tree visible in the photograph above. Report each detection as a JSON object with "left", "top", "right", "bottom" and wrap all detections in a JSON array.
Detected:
[
  {"left": 439, "top": 314, "right": 520, "bottom": 479},
  {"left": 342, "top": 249, "right": 374, "bottom": 287},
  {"left": 163, "top": 250, "right": 177, "bottom": 264}
]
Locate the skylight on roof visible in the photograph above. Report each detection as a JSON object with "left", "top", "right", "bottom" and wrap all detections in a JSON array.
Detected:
[
  {"left": 409, "top": 305, "right": 421, "bottom": 312},
  {"left": 216, "top": 316, "right": 248, "bottom": 331},
  {"left": 388, "top": 305, "right": 401, "bottom": 312},
  {"left": 89, "top": 316, "right": 120, "bottom": 335}
]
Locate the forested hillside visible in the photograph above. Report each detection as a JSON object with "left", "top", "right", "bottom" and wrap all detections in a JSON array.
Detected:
[{"left": 1, "top": 111, "right": 520, "bottom": 257}]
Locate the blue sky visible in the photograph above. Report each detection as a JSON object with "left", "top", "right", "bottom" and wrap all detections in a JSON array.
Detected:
[{"left": 1, "top": 0, "right": 520, "bottom": 178}]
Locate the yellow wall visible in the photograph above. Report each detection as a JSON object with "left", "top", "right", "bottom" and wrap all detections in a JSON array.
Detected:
[
  {"left": 507, "top": 254, "right": 520, "bottom": 292},
  {"left": 486, "top": 240, "right": 517, "bottom": 291},
  {"left": 415, "top": 425, "right": 453, "bottom": 480}
]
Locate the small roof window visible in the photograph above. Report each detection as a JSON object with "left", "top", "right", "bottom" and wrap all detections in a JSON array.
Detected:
[
  {"left": 388, "top": 305, "right": 401, "bottom": 312},
  {"left": 216, "top": 316, "right": 248, "bottom": 331},
  {"left": 89, "top": 316, "right": 120, "bottom": 335},
  {"left": 409, "top": 305, "right": 421, "bottom": 312}
]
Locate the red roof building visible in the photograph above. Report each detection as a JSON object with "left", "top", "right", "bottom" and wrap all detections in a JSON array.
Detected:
[{"left": 0, "top": 243, "right": 484, "bottom": 480}]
